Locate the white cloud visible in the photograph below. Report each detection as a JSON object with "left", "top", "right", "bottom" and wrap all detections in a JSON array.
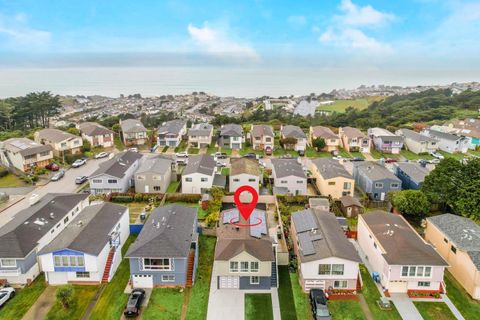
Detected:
[
  {"left": 320, "top": 28, "right": 393, "bottom": 53},
  {"left": 0, "top": 13, "right": 51, "bottom": 46},
  {"left": 338, "top": 0, "right": 395, "bottom": 26},
  {"left": 287, "top": 15, "right": 307, "bottom": 28},
  {"left": 187, "top": 22, "right": 258, "bottom": 60}
]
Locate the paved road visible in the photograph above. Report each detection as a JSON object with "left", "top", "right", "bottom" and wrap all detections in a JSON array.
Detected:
[{"left": 0, "top": 157, "right": 109, "bottom": 227}]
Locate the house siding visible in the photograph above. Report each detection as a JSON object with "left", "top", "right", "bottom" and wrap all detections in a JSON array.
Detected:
[
  {"left": 273, "top": 175, "right": 307, "bottom": 195},
  {"left": 89, "top": 159, "right": 140, "bottom": 195},
  {"left": 182, "top": 172, "right": 213, "bottom": 194},
  {"left": 135, "top": 169, "right": 172, "bottom": 194},
  {"left": 229, "top": 173, "right": 260, "bottom": 194},
  {"left": 239, "top": 276, "right": 272, "bottom": 289},
  {"left": 129, "top": 257, "right": 188, "bottom": 286},
  {"left": 353, "top": 168, "right": 401, "bottom": 201}
]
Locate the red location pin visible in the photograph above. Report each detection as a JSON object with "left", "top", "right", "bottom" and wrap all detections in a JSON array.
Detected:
[{"left": 234, "top": 185, "right": 259, "bottom": 221}]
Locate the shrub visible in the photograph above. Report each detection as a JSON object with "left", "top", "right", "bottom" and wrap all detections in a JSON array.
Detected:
[
  {"left": 166, "top": 193, "right": 201, "bottom": 203},
  {"left": 112, "top": 195, "right": 134, "bottom": 203},
  {"left": 0, "top": 167, "right": 9, "bottom": 178},
  {"left": 134, "top": 193, "right": 144, "bottom": 202},
  {"left": 35, "top": 167, "right": 48, "bottom": 175},
  {"left": 56, "top": 285, "right": 74, "bottom": 309}
]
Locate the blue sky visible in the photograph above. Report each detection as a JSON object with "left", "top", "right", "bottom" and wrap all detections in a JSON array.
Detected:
[{"left": 0, "top": 0, "right": 479, "bottom": 68}]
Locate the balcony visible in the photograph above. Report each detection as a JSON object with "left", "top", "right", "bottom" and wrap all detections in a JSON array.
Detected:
[{"left": 0, "top": 268, "right": 21, "bottom": 276}]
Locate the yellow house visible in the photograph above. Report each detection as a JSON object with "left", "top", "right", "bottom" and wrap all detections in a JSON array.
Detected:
[
  {"left": 310, "top": 158, "right": 354, "bottom": 199},
  {"left": 309, "top": 126, "right": 340, "bottom": 152},
  {"left": 425, "top": 214, "right": 480, "bottom": 300}
]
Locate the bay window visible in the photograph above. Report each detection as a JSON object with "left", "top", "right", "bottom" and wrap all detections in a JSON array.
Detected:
[
  {"left": 401, "top": 266, "right": 432, "bottom": 278},
  {"left": 143, "top": 258, "right": 171, "bottom": 271}
]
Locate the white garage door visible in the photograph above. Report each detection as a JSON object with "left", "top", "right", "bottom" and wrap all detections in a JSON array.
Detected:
[
  {"left": 219, "top": 276, "right": 239, "bottom": 289},
  {"left": 388, "top": 281, "right": 407, "bottom": 293},
  {"left": 132, "top": 274, "right": 153, "bottom": 288},
  {"left": 305, "top": 280, "right": 326, "bottom": 291}
]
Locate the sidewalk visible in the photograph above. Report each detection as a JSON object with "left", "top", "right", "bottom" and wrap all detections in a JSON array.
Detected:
[{"left": 21, "top": 286, "right": 56, "bottom": 320}]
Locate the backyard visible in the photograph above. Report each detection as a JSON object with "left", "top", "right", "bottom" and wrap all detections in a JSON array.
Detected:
[
  {"left": 413, "top": 301, "right": 456, "bottom": 320},
  {"left": 166, "top": 181, "right": 180, "bottom": 193},
  {"left": 444, "top": 271, "right": 480, "bottom": 320},
  {"left": 245, "top": 293, "right": 274, "bottom": 320},
  {"left": 142, "top": 288, "right": 184, "bottom": 320},
  {"left": 45, "top": 285, "right": 99, "bottom": 320}
]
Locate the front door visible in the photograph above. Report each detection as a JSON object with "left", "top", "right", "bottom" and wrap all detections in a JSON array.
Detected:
[{"left": 145, "top": 185, "right": 149, "bottom": 193}]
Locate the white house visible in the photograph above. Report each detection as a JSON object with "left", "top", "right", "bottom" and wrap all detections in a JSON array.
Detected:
[
  {"left": 158, "top": 120, "right": 187, "bottom": 148},
  {"left": 229, "top": 158, "right": 261, "bottom": 193},
  {"left": 421, "top": 129, "right": 470, "bottom": 154},
  {"left": 368, "top": 128, "right": 403, "bottom": 154},
  {"left": 0, "top": 137, "right": 53, "bottom": 173},
  {"left": 38, "top": 202, "right": 130, "bottom": 285},
  {"left": 78, "top": 122, "right": 114, "bottom": 148},
  {"left": 280, "top": 125, "right": 307, "bottom": 151},
  {"left": 182, "top": 155, "right": 220, "bottom": 194},
  {"left": 219, "top": 124, "right": 244, "bottom": 149},
  {"left": 271, "top": 159, "right": 307, "bottom": 195},
  {"left": 396, "top": 129, "right": 438, "bottom": 154}
]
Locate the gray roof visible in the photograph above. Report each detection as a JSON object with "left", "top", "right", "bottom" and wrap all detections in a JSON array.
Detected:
[
  {"left": 188, "top": 123, "right": 213, "bottom": 136},
  {"left": 126, "top": 204, "right": 197, "bottom": 258},
  {"left": 395, "top": 162, "right": 430, "bottom": 184},
  {"left": 183, "top": 154, "right": 216, "bottom": 176},
  {"left": 120, "top": 119, "right": 147, "bottom": 133},
  {"left": 230, "top": 158, "right": 260, "bottom": 176},
  {"left": 281, "top": 125, "right": 306, "bottom": 139},
  {"left": 213, "top": 174, "right": 227, "bottom": 188},
  {"left": 158, "top": 120, "right": 186, "bottom": 135},
  {"left": 355, "top": 162, "right": 401, "bottom": 182},
  {"left": 251, "top": 125, "right": 274, "bottom": 138},
  {"left": 79, "top": 122, "right": 113, "bottom": 136},
  {"left": 423, "top": 129, "right": 463, "bottom": 142},
  {"left": 309, "top": 198, "right": 330, "bottom": 209},
  {"left": 339, "top": 195, "right": 363, "bottom": 208},
  {"left": 397, "top": 128, "right": 435, "bottom": 143},
  {"left": 0, "top": 193, "right": 88, "bottom": 258},
  {"left": 292, "top": 209, "right": 361, "bottom": 263},
  {"left": 36, "top": 128, "right": 79, "bottom": 143},
  {"left": 340, "top": 127, "right": 366, "bottom": 139},
  {"left": 220, "top": 124, "right": 243, "bottom": 137},
  {"left": 311, "top": 126, "right": 338, "bottom": 140},
  {"left": 136, "top": 156, "right": 173, "bottom": 175},
  {"left": 369, "top": 128, "right": 403, "bottom": 142},
  {"left": 1, "top": 138, "right": 52, "bottom": 157},
  {"left": 311, "top": 158, "right": 353, "bottom": 180},
  {"left": 427, "top": 214, "right": 480, "bottom": 269},
  {"left": 39, "top": 202, "right": 127, "bottom": 256},
  {"left": 362, "top": 212, "right": 447, "bottom": 266},
  {"left": 271, "top": 159, "right": 306, "bottom": 179},
  {"left": 90, "top": 151, "right": 143, "bottom": 179}
]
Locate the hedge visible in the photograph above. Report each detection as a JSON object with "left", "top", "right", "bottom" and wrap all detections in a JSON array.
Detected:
[{"left": 165, "top": 193, "right": 201, "bottom": 203}]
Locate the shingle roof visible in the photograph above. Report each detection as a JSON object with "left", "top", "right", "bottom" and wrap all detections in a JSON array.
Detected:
[
  {"left": 120, "top": 119, "right": 147, "bottom": 133},
  {"left": 339, "top": 195, "right": 363, "bottom": 208},
  {"left": 158, "top": 120, "right": 186, "bottom": 135},
  {"left": 220, "top": 124, "right": 243, "bottom": 137},
  {"left": 271, "top": 159, "right": 306, "bottom": 179},
  {"left": 36, "top": 128, "right": 79, "bottom": 143},
  {"left": 230, "top": 158, "right": 260, "bottom": 176},
  {"left": 38, "top": 202, "right": 127, "bottom": 256},
  {"left": 397, "top": 128, "right": 435, "bottom": 143},
  {"left": 281, "top": 125, "right": 306, "bottom": 139},
  {"left": 79, "top": 122, "right": 113, "bottom": 136},
  {"left": 90, "top": 151, "right": 143, "bottom": 179},
  {"left": 395, "top": 162, "right": 430, "bottom": 184},
  {"left": 251, "top": 125, "right": 274, "bottom": 138},
  {"left": 183, "top": 154, "right": 216, "bottom": 176},
  {"left": 340, "top": 127, "right": 366, "bottom": 139},
  {"left": 311, "top": 126, "right": 338, "bottom": 140},
  {"left": 126, "top": 204, "right": 197, "bottom": 258},
  {"left": 311, "top": 158, "right": 353, "bottom": 180},
  {"left": 423, "top": 129, "right": 463, "bottom": 142},
  {"left": 292, "top": 209, "right": 361, "bottom": 263},
  {"left": 135, "top": 156, "right": 173, "bottom": 175},
  {"left": 361, "top": 212, "right": 447, "bottom": 266},
  {"left": 355, "top": 162, "right": 401, "bottom": 182},
  {"left": 1, "top": 138, "right": 52, "bottom": 157},
  {"left": 187, "top": 123, "right": 212, "bottom": 136},
  {"left": 0, "top": 193, "right": 88, "bottom": 258},
  {"left": 369, "top": 128, "right": 403, "bottom": 142},
  {"left": 427, "top": 214, "right": 480, "bottom": 270}
]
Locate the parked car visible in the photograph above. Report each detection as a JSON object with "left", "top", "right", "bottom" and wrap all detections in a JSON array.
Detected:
[
  {"left": 72, "top": 158, "right": 87, "bottom": 168},
  {"left": 384, "top": 158, "right": 398, "bottom": 163},
  {"left": 430, "top": 151, "right": 444, "bottom": 160},
  {"left": 129, "top": 147, "right": 139, "bottom": 153},
  {"left": 264, "top": 146, "right": 273, "bottom": 156},
  {"left": 51, "top": 170, "right": 65, "bottom": 181},
  {"left": 124, "top": 288, "right": 145, "bottom": 317},
  {"left": 310, "top": 289, "right": 331, "bottom": 320},
  {"left": 212, "top": 152, "right": 228, "bottom": 159},
  {"left": 430, "top": 158, "right": 441, "bottom": 164},
  {"left": 94, "top": 152, "right": 109, "bottom": 159},
  {"left": 75, "top": 176, "right": 88, "bottom": 184},
  {"left": 176, "top": 151, "right": 188, "bottom": 158},
  {"left": 0, "top": 287, "right": 15, "bottom": 308},
  {"left": 46, "top": 163, "right": 60, "bottom": 171},
  {"left": 243, "top": 153, "right": 257, "bottom": 159},
  {"left": 350, "top": 157, "right": 364, "bottom": 162}
]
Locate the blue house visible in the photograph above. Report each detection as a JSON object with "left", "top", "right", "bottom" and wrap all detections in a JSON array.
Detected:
[
  {"left": 353, "top": 162, "right": 401, "bottom": 201},
  {"left": 394, "top": 162, "right": 430, "bottom": 190},
  {"left": 126, "top": 204, "right": 198, "bottom": 288}
]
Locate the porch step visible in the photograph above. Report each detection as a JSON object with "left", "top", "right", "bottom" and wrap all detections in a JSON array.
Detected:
[
  {"left": 102, "top": 249, "right": 115, "bottom": 283},
  {"left": 186, "top": 250, "right": 195, "bottom": 288},
  {"left": 271, "top": 262, "right": 277, "bottom": 287}
]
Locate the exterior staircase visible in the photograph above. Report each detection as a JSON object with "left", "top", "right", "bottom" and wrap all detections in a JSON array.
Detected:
[
  {"left": 186, "top": 250, "right": 195, "bottom": 288},
  {"left": 102, "top": 248, "right": 115, "bottom": 283},
  {"left": 271, "top": 262, "right": 277, "bottom": 287}
]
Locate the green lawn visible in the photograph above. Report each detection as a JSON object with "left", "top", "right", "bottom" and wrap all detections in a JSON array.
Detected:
[
  {"left": 338, "top": 148, "right": 353, "bottom": 158},
  {"left": 0, "top": 173, "right": 27, "bottom": 187},
  {"left": 413, "top": 302, "right": 456, "bottom": 320},
  {"left": 469, "top": 150, "right": 480, "bottom": 157},
  {"left": 0, "top": 274, "right": 47, "bottom": 320},
  {"left": 369, "top": 149, "right": 401, "bottom": 160},
  {"left": 188, "top": 147, "right": 200, "bottom": 154},
  {"left": 438, "top": 150, "right": 467, "bottom": 160},
  {"left": 278, "top": 266, "right": 298, "bottom": 320},
  {"left": 186, "top": 235, "right": 216, "bottom": 320},
  {"left": 142, "top": 288, "right": 184, "bottom": 320},
  {"left": 113, "top": 136, "right": 125, "bottom": 151},
  {"left": 207, "top": 145, "right": 218, "bottom": 155},
  {"left": 220, "top": 148, "right": 233, "bottom": 155},
  {"left": 221, "top": 167, "right": 230, "bottom": 176},
  {"left": 370, "top": 149, "right": 383, "bottom": 159},
  {"left": 174, "top": 140, "right": 188, "bottom": 153},
  {"left": 89, "top": 235, "right": 136, "bottom": 320},
  {"left": 400, "top": 150, "right": 434, "bottom": 160},
  {"left": 316, "top": 99, "right": 369, "bottom": 113},
  {"left": 166, "top": 181, "right": 180, "bottom": 193},
  {"left": 239, "top": 147, "right": 264, "bottom": 156},
  {"left": 329, "top": 300, "right": 366, "bottom": 320},
  {"left": 245, "top": 294, "right": 274, "bottom": 320},
  {"left": 289, "top": 272, "right": 311, "bottom": 319},
  {"left": 305, "top": 147, "right": 331, "bottom": 158},
  {"left": 350, "top": 152, "right": 365, "bottom": 159},
  {"left": 444, "top": 271, "right": 480, "bottom": 320},
  {"left": 359, "top": 265, "right": 402, "bottom": 320},
  {"left": 45, "top": 285, "right": 99, "bottom": 320}
]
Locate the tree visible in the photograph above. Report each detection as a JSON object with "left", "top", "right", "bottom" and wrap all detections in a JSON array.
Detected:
[
  {"left": 422, "top": 158, "right": 463, "bottom": 204},
  {"left": 312, "top": 137, "right": 326, "bottom": 151},
  {"left": 56, "top": 285, "right": 74, "bottom": 309},
  {"left": 82, "top": 139, "right": 91, "bottom": 153},
  {"left": 112, "top": 123, "right": 121, "bottom": 133},
  {"left": 67, "top": 127, "right": 80, "bottom": 136},
  {"left": 280, "top": 137, "right": 297, "bottom": 149},
  {"left": 390, "top": 190, "right": 430, "bottom": 217},
  {"left": 205, "top": 187, "right": 225, "bottom": 226}
]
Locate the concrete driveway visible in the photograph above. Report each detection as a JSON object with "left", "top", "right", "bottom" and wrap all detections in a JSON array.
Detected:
[{"left": 389, "top": 293, "right": 423, "bottom": 320}]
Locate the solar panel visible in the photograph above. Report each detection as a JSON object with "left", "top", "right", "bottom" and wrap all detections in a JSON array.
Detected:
[
  {"left": 250, "top": 210, "right": 267, "bottom": 238},
  {"left": 298, "top": 232, "right": 316, "bottom": 255},
  {"left": 222, "top": 209, "right": 239, "bottom": 224},
  {"left": 310, "top": 233, "right": 323, "bottom": 241},
  {"left": 293, "top": 210, "right": 318, "bottom": 233}
]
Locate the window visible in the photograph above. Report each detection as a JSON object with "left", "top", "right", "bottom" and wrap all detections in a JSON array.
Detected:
[
  {"left": 230, "top": 261, "right": 239, "bottom": 272},
  {"left": 255, "top": 137, "right": 261, "bottom": 141},
  {"left": 401, "top": 266, "right": 408, "bottom": 277},
  {"left": 409, "top": 267, "right": 416, "bottom": 277},
  {"left": 62, "top": 256, "right": 69, "bottom": 266},
  {"left": 143, "top": 258, "right": 171, "bottom": 271},
  {"left": 281, "top": 180, "right": 287, "bottom": 184},
  {"left": 108, "top": 179, "right": 117, "bottom": 184},
  {"left": 56, "top": 223, "right": 61, "bottom": 229},
  {"left": 137, "top": 175, "right": 145, "bottom": 180},
  {"left": 424, "top": 267, "right": 431, "bottom": 277},
  {"left": 391, "top": 183, "right": 399, "bottom": 188},
  {"left": 297, "top": 180, "right": 303, "bottom": 184},
  {"left": 248, "top": 178, "right": 256, "bottom": 182},
  {"left": 374, "top": 182, "right": 383, "bottom": 188},
  {"left": 64, "top": 217, "right": 69, "bottom": 224},
  {"left": 416, "top": 267, "right": 424, "bottom": 277},
  {"left": 233, "top": 178, "right": 240, "bottom": 182},
  {"left": 374, "top": 242, "right": 377, "bottom": 249},
  {"left": 318, "top": 264, "right": 331, "bottom": 275},
  {"left": 92, "top": 179, "right": 102, "bottom": 184},
  {"left": 76, "top": 272, "right": 90, "bottom": 278},
  {"left": 185, "top": 177, "right": 193, "bottom": 182},
  {"left": 418, "top": 281, "right": 431, "bottom": 287},
  {"left": 153, "top": 175, "right": 162, "bottom": 180},
  {"left": 77, "top": 256, "right": 84, "bottom": 267},
  {"left": 162, "top": 275, "right": 175, "bottom": 282},
  {"left": 61, "top": 142, "right": 67, "bottom": 148},
  {"left": 250, "top": 276, "right": 260, "bottom": 284},
  {"left": 69, "top": 256, "right": 77, "bottom": 266},
  {"left": 328, "top": 181, "right": 336, "bottom": 186},
  {"left": 40, "top": 151, "right": 50, "bottom": 156},
  {"left": 451, "top": 246, "right": 457, "bottom": 254},
  {"left": 344, "top": 182, "right": 351, "bottom": 189},
  {"left": 332, "top": 264, "right": 344, "bottom": 275},
  {"left": 240, "top": 261, "right": 249, "bottom": 272},
  {"left": 401, "top": 266, "right": 432, "bottom": 278},
  {"left": 330, "top": 139, "right": 336, "bottom": 143},
  {"left": 0, "top": 259, "right": 16, "bottom": 267},
  {"left": 201, "top": 178, "right": 208, "bottom": 182},
  {"left": 334, "top": 280, "right": 348, "bottom": 288},
  {"left": 265, "top": 138, "right": 272, "bottom": 142},
  {"left": 54, "top": 256, "right": 61, "bottom": 267},
  {"left": 250, "top": 262, "right": 259, "bottom": 272},
  {"left": 153, "top": 186, "right": 161, "bottom": 191},
  {"left": 443, "top": 238, "right": 448, "bottom": 243}
]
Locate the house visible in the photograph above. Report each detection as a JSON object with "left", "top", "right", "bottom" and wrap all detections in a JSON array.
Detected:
[
  {"left": 37, "top": 202, "right": 130, "bottom": 285},
  {"left": 368, "top": 128, "right": 404, "bottom": 154},
  {"left": 78, "top": 122, "right": 114, "bottom": 148},
  {"left": 187, "top": 123, "right": 213, "bottom": 148},
  {"left": 396, "top": 129, "right": 437, "bottom": 154},
  {"left": 358, "top": 212, "right": 448, "bottom": 293},
  {"left": 353, "top": 162, "right": 401, "bottom": 201},
  {"left": 0, "top": 193, "right": 89, "bottom": 284},
  {"left": 394, "top": 162, "right": 430, "bottom": 190},
  {"left": 120, "top": 119, "right": 148, "bottom": 146},
  {"left": 309, "top": 126, "right": 340, "bottom": 152},
  {"left": 447, "top": 118, "right": 480, "bottom": 149},
  {"left": 308, "top": 198, "right": 330, "bottom": 211},
  {"left": 89, "top": 151, "right": 143, "bottom": 195},
  {"left": 182, "top": 154, "right": 223, "bottom": 194},
  {"left": 250, "top": 125, "right": 274, "bottom": 151},
  {"left": 134, "top": 156, "right": 174, "bottom": 193},
  {"left": 158, "top": 120, "right": 187, "bottom": 148},
  {"left": 425, "top": 214, "right": 480, "bottom": 300},
  {"left": 214, "top": 208, "right": 276, "bottom": 289},
  {"left": 126, "top": 204, "right": 198, "bottom": 288},
  {"left": 310, "top": 158, "right": 354, "bottom": 199},
  {"left": 421, "top": 129, "right": 470, "bottom": 154},
  {"left": 291, "top": 209, "right": 361, "bottom": 292},
  {"left": 0, "top": 137, "right": 53, "bottom": 173},
  {"left": 271, "top": 159, "right": 307, "bottom": 195},
  {"left": 34, "top": 128, "right": 83, "bottom": 158},
  {"left": 338, "top": 127, "right": 370, "bottom": 153},
  {"left": 218, "top": 124, "right": 244, "bottom": 149},
  {"left": 338, "top": 196, "right": 363, "bottom": 218},
  {"left": 229, "top": 158, "right": 261, "bottom": 194},
  {"left": 280, "top": 125, "right": 307, "bottom": 151}
]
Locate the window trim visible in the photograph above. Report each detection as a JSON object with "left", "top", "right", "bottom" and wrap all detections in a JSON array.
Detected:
[
  {"left": 161, "top": 275, "right": 175, "bottom": 282},
  {"left": 0, "top": 259, "right": 16, "bottom": 268},
  {"left": 250, "top": 276, "right": 260, "bottom": 284},
  {"left": 142, "top": 258, "right": 172, "bottom": 271},
  {"left": 401, "top": 266, "right": 432, "bottom": 278}
]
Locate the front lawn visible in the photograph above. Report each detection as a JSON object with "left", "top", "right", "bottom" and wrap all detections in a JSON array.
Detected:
[
  {"left": 370, "top": 149, "right": 383, "bottom": 159},
  {"left": 0, "top": 274, "right": 47, "bottom": 320},
  {"left": 142, "top": 288, "right": 184, "bottom": 320},
  {"left": 239, "top": 147, "right": 264, "bottom": 156},
  {"left": 186, "top": 235, "right": 216, "bottom": 320},
  {"left": 174, "top": 140, "right": 188, "bottom": 153},
  {"left": 188, "top": 147, "right": 200, "bottom": 154},
  {"left": 400, "top": 150, "right": 433, "bottom": 160},
  {"left": 444, "top": 271, "right": 480, "bottom": 320},
  {"left": 245, "top": 294, "right": 274, "bottom": 320},
  {"left": 350, "top": 152, "right": 365, "bottom": 159},
  {"left": 338, "top": 148, "right": 352, "bottom": 158},
  {"left": 329, "top": 300, "right": 366, "bottom": 320},
  {"left": 220, "top": 148, "right": 232, "bottom": 155},
  {"left": 45, "top": 285, "right": 99, "bottom": 320},
  {"left": 113, "top": 136, "right": 125, "bottom": 151},
  {"left": 413, "top": 301, "right": 456, "bottom": 320},
  {"left": 0, "top": 173, "right": 27, "bottom": 187},
  {"left": 278, "top": 266, "right": 298, "bottom": 320},
  {"left": 166, "top": 181, "right": 180, "bottom": 193},
  {"left": 438, "top": 151, "right": 466, "bottom": 160},
  {"left": 289, "top": 272, "right": 311, "bottom": 319},
  {"left": 305, "top": 147, "right": 331, "bottom": 158}
]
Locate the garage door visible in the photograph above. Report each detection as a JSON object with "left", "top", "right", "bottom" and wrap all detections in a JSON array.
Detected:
[
  {"left": 305, "top": 280, "right": 326, "bottom": 291},
  {"left": 219, "top": 276, "right": 239, "bottom": 289},
  {"left": 388, "top": 281, "right": 407, "bottom": 293},
  {"left": 132, "top": 274, "right": 153, "bottom": 288}
]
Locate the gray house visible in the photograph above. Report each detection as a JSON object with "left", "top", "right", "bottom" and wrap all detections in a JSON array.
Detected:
[
  {"left": 157, "top": 120, "right": 187, "bottom": 148},
  {"left": 134, "top": 156, "right": 174, "bottom": 193},
  {"left": 89, "top": 151, "right": 143, "bottom": 195},
  {"left": 0, "top": 193, "right": 89, "bottom": 284},
  {"left": 218, "top": 124, "right": 244, "bottom": 149},
  {"left": 120, "top": 119, "right": 148, "bottom": 146},
  {"left": 394, "top": 162, "right": 430, "bottom": 190},
  {"left": 353, "top": 162, "right": 401, "bottom": 201},
  {"left": 126, "top": 204, "right": 199, "bottom": 288}
]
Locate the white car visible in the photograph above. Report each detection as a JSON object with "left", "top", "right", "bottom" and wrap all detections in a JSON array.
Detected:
[
  {"left": 72, "top": 158, "right": 87, "bottom": 168},
  {"left": 0, "top": 287, "right": 15, "bottom": 307},
  {"left": 176, "top": 152, "right": 188, "bottom": 158},
  {"left": 128, "top": 147, "right": 138, "bottom": 153},
  {"left": 94, "top": 152, "right": 109, "bottom": 159},
  {"left": 430, "top": 152, "right": 444, "bottom": 160}
]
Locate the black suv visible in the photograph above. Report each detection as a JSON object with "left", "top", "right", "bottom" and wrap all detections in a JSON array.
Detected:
[
  {"left": 124, "top": 288, "right": 145, "bottom": 317},
  {"left": 310, "top": 289, "right": 331, "bottom": 320}
]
